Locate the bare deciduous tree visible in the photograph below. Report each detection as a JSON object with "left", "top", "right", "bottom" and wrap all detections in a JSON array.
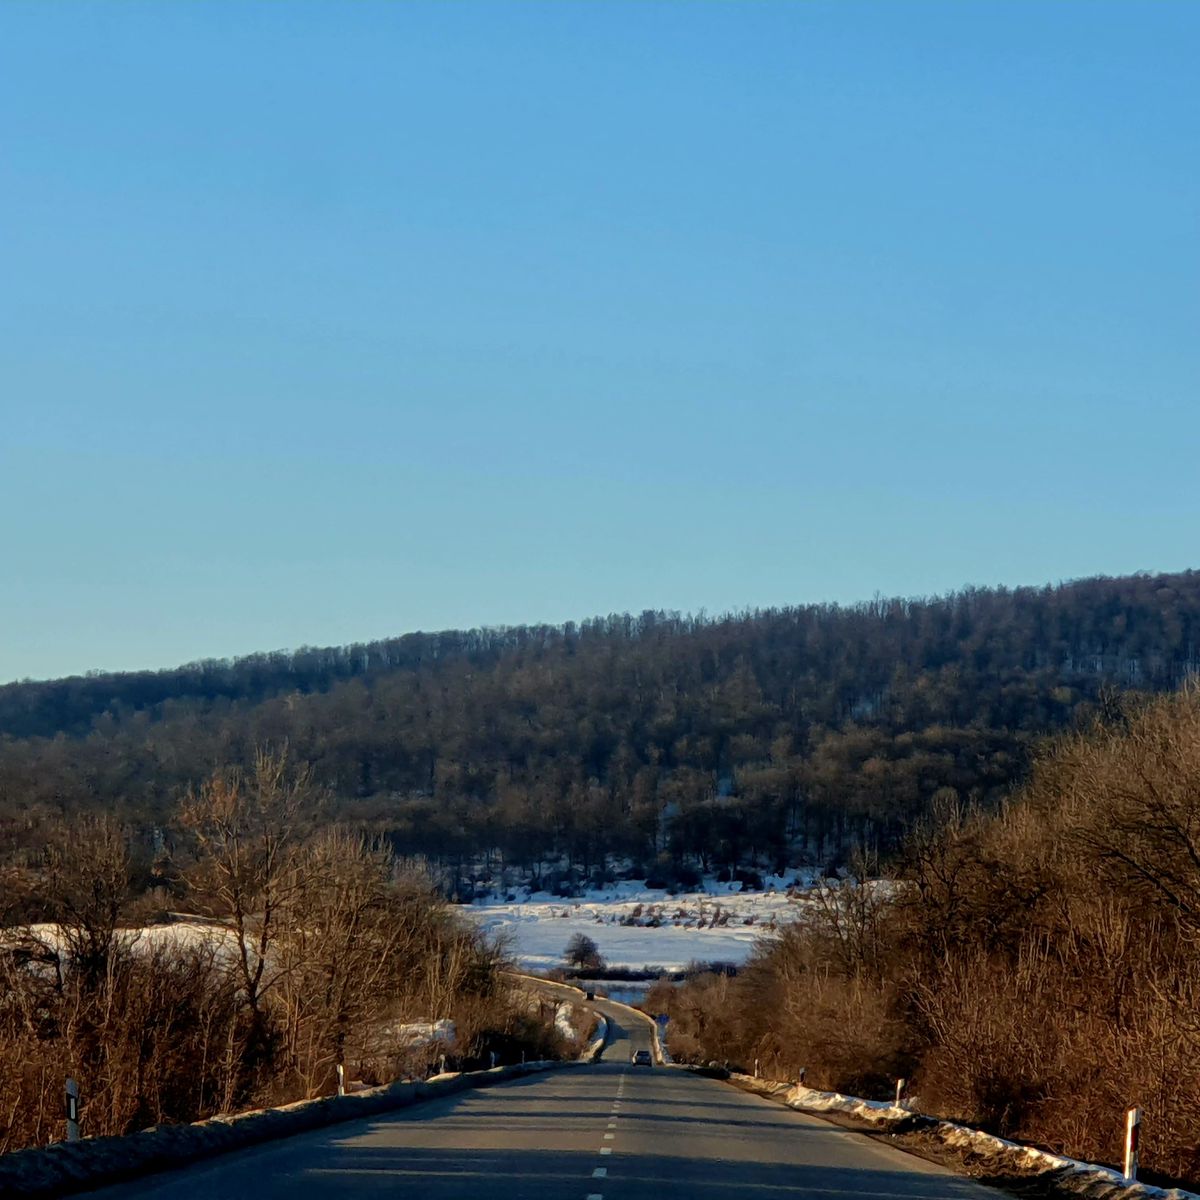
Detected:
[
  {"left": 40, "top": 814, "right": 132, "bottom": 993},
  {"left": 180, "top": 750, "right": 318, "bottom": 1014}
]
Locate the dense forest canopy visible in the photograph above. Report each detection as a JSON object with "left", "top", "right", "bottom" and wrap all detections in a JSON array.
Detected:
[{"left": 3, "top": 570, "right": 1199, "bottom": 882}]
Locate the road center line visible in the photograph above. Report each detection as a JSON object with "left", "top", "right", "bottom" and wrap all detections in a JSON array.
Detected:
[
  {"left": 600, "top": 1147, "right": 612, "bottom": 1155},
  {"left": 593, "top": 1168, "right": 608, "bottom": 1177}
]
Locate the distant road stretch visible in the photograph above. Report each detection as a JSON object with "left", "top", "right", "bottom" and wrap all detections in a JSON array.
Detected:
[{"left": 89, "top": 997, "right": 1000, "bottom": 1200}]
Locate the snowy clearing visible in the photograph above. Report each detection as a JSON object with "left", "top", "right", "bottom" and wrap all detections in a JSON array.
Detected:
[
  {"left": 467, "top": 876, "right": 812, "bottom": 972},
  {"left": 6, "top": 920, "right": 239, "bottom": 965}
]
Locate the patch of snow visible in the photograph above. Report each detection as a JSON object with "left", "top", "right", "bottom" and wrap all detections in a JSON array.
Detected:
[
  {"left": 5, "top": 921, "right": 243, "bottom": 978},
  {"left": 582, "top": 1015, "right": 608, "bottom": 1062},
  {"left": 554, "top": 1003, "right": 578, "bottom": 1041},
  {"left": 390, "top": 1019, "right": 456, "bottom": 1049},
  {"left": 784, "top": 1081, "right": 908, "bottom": 1123}
]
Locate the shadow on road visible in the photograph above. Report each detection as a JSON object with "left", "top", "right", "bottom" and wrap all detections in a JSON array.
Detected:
[{"left": 300, "top": 1142, "right": 985, "bottom": 1200}]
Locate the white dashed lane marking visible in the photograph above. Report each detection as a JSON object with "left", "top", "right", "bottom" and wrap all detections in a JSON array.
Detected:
[{"left": 593, "top": 1168, "right": 607, "bottom": 1178}]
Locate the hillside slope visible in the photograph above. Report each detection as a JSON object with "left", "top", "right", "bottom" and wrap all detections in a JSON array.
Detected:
[{"left": 2, "top": 570, "right": 1198, "bottom": 876}]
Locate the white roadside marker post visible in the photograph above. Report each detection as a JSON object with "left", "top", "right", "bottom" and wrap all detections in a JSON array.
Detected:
[
  {"left": 754, "top": 1058, "right": 760, "bottom": 1078},
  {"left": 336, "top": 1064, "right": 345, "bottom": 1097},
  {"left": 1124, "top": 1106, "right": 1142, "bottom": 1183},
  {"left": 895, "top": 1078, "right": 905, "bottom": 1107},
  {"left": 798, "top": 1067, "right": 806, "bottom": 1086},
  {"left": 65, "top": 1078, "right": 80, "bottom": 1143}
]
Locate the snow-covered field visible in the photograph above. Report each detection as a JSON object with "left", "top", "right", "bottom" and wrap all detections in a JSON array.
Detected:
[
  {"left": 468, "top": 876, "right": 812, "bottom": 972},
  {"left": 9, "top": 919, "right": 238, "bottom": 962},
  {"left": 10, "top": 875, "right": 819, "bottom": 979}
]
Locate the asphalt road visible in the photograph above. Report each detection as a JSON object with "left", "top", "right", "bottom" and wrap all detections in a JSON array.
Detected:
[
  {"left": 87, "top": 1001, "right": 1001, "bottom": 1200},
  {"left": 529, "top": 979, "right": 657, "bottom": 1062}
]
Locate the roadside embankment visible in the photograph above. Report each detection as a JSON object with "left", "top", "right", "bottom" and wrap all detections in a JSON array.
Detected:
[
  {"left": 0, "top": 1061, "right": 564, "bottom": 1200},
  {"left": 728, "top": 1073, "right": 1200, "bottom": 1200}
]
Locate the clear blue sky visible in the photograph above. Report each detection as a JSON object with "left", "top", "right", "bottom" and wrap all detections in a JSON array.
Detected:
[{"left": 2, "top": 1, "right": 1197, "bottom": 683}]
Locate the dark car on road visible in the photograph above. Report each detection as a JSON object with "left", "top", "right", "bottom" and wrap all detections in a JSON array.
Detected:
[{"left": 631, "top": 1049, "right": 653, "bottom": 1067}]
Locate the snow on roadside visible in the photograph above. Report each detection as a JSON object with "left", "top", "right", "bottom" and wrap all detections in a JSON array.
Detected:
[
  {"left": 735, "top": 1076, "right": 1200, "bottom": 1200},
  {"left": 782, "top": 1082, "right": 910, "bottom": 1124},
  {"left": 582, "top": 1014, "right": 608, "bottom": 1062},
  {"left": 554, "top": 1003, "right": 578, "bottom": 1041}
]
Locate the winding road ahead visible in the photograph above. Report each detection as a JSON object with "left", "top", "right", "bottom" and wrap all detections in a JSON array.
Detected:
[{"left": 88, "top": 996, "right": 1000, "bottom": 1200}]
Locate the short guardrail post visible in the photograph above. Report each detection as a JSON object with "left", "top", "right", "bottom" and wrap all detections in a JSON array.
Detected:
[
  {"left": 895, "top": 1078, "right": 905, "bottom": 1107},
  {"left": 1124, "top": 1106, "right": 1141, "bottom": 1182},
  {"left": 336, "top": 1064, "right": 345, "bottom": 1097},
  {"left": 65, "top": 1078, "right": 80, "bottom": 1142}
]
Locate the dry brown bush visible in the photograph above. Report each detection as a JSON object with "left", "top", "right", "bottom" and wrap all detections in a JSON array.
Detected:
[
  {"left": 905, "top": 690, "right": 1200, "bottom": 1178},
  {"left": 0, "top": 936, "right": 244, "bottom": 1151},
  {"left": 0, "top": 751, "right": 564, "bottom": 1153},
  {"left": 659, "top": 863, "right": 913, "bottom": 1095},
  {"left": 654, "top": 689, "right": 1200, "bottom": 1184}
]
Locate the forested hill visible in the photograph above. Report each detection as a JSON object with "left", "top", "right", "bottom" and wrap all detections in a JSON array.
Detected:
[{"left": 3, "top": 570, "right": 1199, "bottom": 878}]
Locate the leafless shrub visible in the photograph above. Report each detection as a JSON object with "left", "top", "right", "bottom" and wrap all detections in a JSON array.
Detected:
[
  {"left": 0, "top": 750, "right": 564, "bottom": 1152},
  {"left": 651, "top": 689, "right": 1200, "bottom": 1184}
]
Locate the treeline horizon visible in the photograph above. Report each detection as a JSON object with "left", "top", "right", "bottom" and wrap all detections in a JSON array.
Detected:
[
  {"left": 10, "top": 569, "right": 1200, "bottom": 733},
  {"left": 3, "top": 569, "right": 1200, "bottom": 879}
]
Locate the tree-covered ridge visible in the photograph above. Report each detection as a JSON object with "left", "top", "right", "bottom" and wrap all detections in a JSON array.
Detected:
[{"left": 2, "top": 569, "right": 1199, "bottom": 875}]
